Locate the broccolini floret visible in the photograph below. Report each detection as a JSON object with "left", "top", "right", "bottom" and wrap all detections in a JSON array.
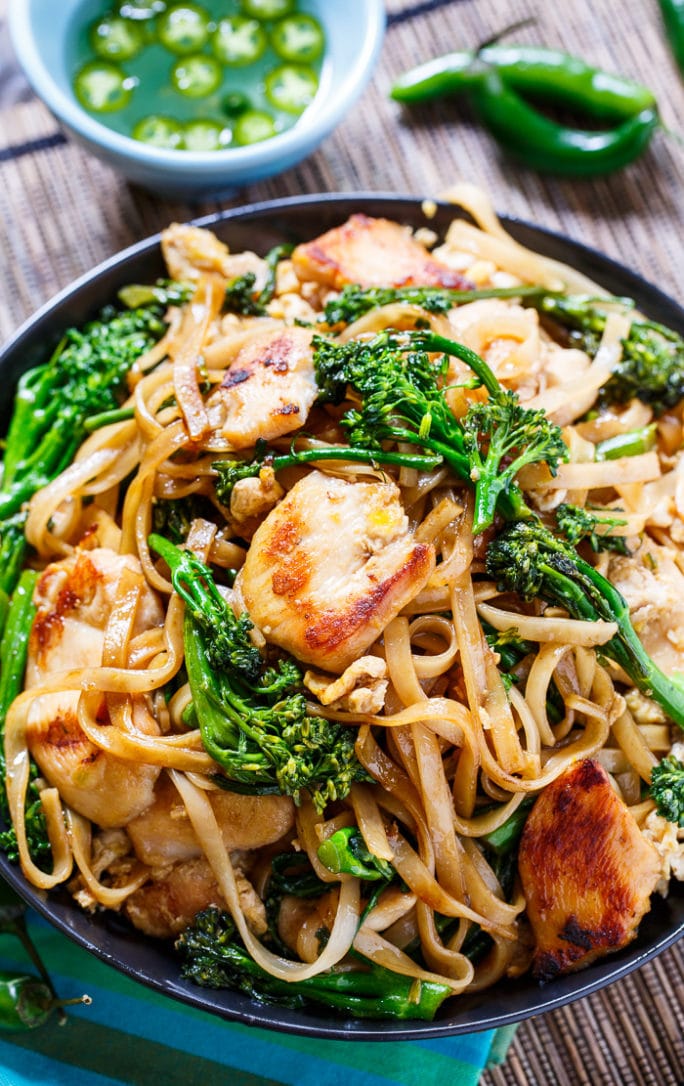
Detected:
[
  {"left": 313, "top": 329, "right": 567, "bottom": 534},
  {"left": 485, "top": 520, "right": 684, "bottom": 728},
  {"left": 463, "top": 393, "right": 568, "bottom": 540},
  {"left": 539, "top": 294, "right": 684, "bottom": 415},
  {"left": 148, "top": 535, "right": 369, "bottom": 811},
  {"left": 649, "top": 755, "right": 684, "bottom": 827},
  {"left": 555, "top": 503, "right": 629, "bottom": 555},
  {"left": 222, "top": 243, "right": 294, "bottom": 316},
  {"left": 177, "top": 907, "right": 453, "bottom": 1020}
]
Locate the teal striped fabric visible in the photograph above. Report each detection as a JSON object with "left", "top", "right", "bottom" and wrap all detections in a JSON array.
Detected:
[{"left": 0, "top": 912, "right": 515, "bottom": 1085}]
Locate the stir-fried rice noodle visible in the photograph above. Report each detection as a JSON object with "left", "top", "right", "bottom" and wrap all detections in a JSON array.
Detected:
[{"left": 5, "top": 186, "right": 684, "bottom": 1008}]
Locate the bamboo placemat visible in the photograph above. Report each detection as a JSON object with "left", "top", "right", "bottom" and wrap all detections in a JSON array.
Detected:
[{"left": 1, "top": 1, "right": 683, "bottom": 1083}]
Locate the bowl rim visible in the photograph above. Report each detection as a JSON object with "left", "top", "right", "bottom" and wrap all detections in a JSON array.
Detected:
[
  {"left": 1, "top": 191, "right": 683, "bottom": 1041},
  {"left": 7, "top": 0, "right": 386, "bottom": 170}
]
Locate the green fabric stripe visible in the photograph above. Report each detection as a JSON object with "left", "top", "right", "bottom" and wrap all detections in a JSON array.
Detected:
[{"left": 5, "top": 1016, "right": 283, "bottom": 1086}]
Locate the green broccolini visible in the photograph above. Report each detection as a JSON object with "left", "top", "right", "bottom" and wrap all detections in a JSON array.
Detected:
[
  {"left": 649, "top": 755, "right": 684, "bottom": 826},
  {"left": 177, "top": 907, "right": 453, "bottom": 1020},
  {"left": 538, "top": 294, "right": 684, "bottom": 415},
  {"left": 486, "top": 520, "right": 684, "bottom": 728},
  {"left": 313, "top": 329, "right": 567, "bottom": 533},
  {"left": 152, "top": 495, "right": 220, "bottom": 546},
  {"left": 148, "top": 535, "right": 369, "bottom": 811},
  {"left": 484, "top": 626, "right": 535, "bottom": 672},
  {"left": 0, "top": 572, "right": 46, "bottom": 863},
  {"left": 463, "top": 391, "right": 568, "bottom": 540},
  {"left": 0, "top": 298, "right": 172, "bottom": 608},
  {"left": 322, "top": 282, "right": 549, "bottom": 326},
  {"left": 223, "top": 243, "right": 295, "bottom": 316},
  {"left": 213, "top": 439, "right": 442, "bottom": 504},
  {"left": 116, "top": 278, "right": 193, "bottom": 311},
  {"left": 223, "top": 272, "right": 266, "bottom": 316},
  {"left": 317, "top": 827, "right": 395, "bottom": 881},
  {"left": 555, "top": 503, "right": 629, "bottom": 555}
]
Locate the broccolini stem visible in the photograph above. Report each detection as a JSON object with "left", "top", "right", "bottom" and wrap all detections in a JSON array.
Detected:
[
  {"left": 0, "top": 571, "right": 38, "bottom": 731},
  {"left": 487, "top": 522, "right": 684, "bottom": 728},
  {"left": 594, "top": 424, "right": 657, "bottom": 461},
  {"left": 317, "top": 827, "right": 394, "bottom": 881},
  {"left": 83, "top": 406, "right": 136, "bottom": 433},
  {"left": 0, "top": 571, "right": 48, "bottom": 862},
  {"left": 479, "top": 797, "right": 536, "bottom": 855},
  {"left": 389, "top": 329, "right": 503, "bottom": 397},
  {"left": 0, "top": 515, "right": 29, "bottom": 610},
  {"left": 260, "top": 243, "right": 295, "bottom": 305},
  {"left": 177, "top": 907, "right": 453, "bottom": 1020},
  {"left": 323, "top": 282, "right": 551, "bottom": 326},
  {"left": 213, "top": 445, "right": 443, "bottom": 501}
]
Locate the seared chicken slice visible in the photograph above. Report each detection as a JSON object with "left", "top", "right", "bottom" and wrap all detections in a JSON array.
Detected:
[
  {"left": 518, "top": 759, "right": 661, "bottom": 980},
  {"left": 291, "top": 214, "right": 471, "bottom": 291},
  {"left": 26, "top": 548, "right": 163, "bottom": 680},
  {"left": 236, "top": 470, "right": 435, "bottom": 672},
  {"left": 126, "top": 774, "right": 295, "bottom": 867},
  {"left": 125, "top": 856, "right": 267, "bottom": 938},
  {"left": 25, "top": 548, "right": 164, "bottom": 828},
  {"left": 208, "top": 326, "right": 318, "bottom": 449}
]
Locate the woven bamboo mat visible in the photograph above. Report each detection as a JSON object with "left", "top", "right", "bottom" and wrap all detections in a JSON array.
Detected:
[{"left": 1, "top": 0, "right": 683, "bottom": 1082}]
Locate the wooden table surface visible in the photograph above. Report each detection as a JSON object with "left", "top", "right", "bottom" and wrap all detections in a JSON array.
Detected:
[{"left": 1, "top": 1, "right": 683, "bottom": 1082}]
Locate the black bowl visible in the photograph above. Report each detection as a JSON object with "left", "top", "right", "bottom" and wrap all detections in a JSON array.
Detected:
[{"left": 1, "top": 194, "right": 683, "bottom": 1040}]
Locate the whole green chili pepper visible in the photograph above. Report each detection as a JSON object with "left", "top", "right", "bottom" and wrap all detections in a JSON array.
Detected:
[
  {"left": 392, "top": 44, "right": 656, "bottom": 116},
  {"left": 470, "top": 68, "right": 659, "bottom": 177},
  {"left": 0, "top": 972, "right": 90, "bottom": 1031},
  {"left": 0, "top": 879, "right": 56, "bottom": 1000},
  {"left": 0, "top": 879, "right": 91, "bottom": 1028},
  {"left": 391, "top": 42, "right": 660, "bottom": 176},
  {"left": 659, "top": 0, "right": 684, "bottom": 73}
]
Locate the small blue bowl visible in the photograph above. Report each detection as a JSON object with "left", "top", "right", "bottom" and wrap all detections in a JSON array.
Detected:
[{"left": 9, "top": 0, "right": 385, "bottom": 199}]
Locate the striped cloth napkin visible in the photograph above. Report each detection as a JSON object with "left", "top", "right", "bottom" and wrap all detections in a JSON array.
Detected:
[{"left": 0, "top": 911, "right": 515, "bottom": 1086}]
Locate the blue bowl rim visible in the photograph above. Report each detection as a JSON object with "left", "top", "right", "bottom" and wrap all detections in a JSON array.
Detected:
[
  {"left": 7, "top": 0, "right": 386, "bottom": 170},
  {"left": 0, "top": 191, "right": 682, "bottom": 1041}
]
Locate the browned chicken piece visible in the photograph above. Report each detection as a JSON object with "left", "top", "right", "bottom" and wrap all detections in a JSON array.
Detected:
[
  {"left": 124, "top": 856, "right": 267, "bottom": 939},
  {"left": 24, "top": 548, "right": 165, "bottom": 828},
  {"left": 126, "top": 774, "right": 295, "bottom": 867},
  {"left": 208, "top": 326, "right": 318, "bottom": 450},
  {"left": 236, "top": 470, "right": 435, "bottom": 672},
  {"left": 518, "top": 759, "right": 661, "bottom": 981},
  {"left": 291, "top": 214, "right": 472, "bottom": 291}
]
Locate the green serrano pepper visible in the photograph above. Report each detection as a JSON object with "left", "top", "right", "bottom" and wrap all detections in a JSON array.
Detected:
[
  {"left": 469, "top": 68, "right": 659, "bottom": 177},
  {"left": 0, "top": 972, "right": 91, "bottom": 1031},
  {"left": 391, "top": 42, "right": 660, "bottom": 176},
  {"left": 659, "top": 0, "right": 684, "bottom": 73}
]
